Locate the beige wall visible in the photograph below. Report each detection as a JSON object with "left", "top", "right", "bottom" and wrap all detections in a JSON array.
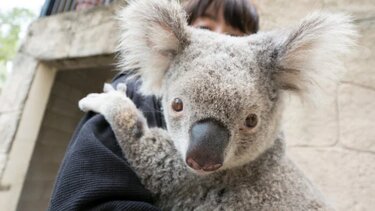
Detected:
[
  {"left": 16, "top": 67, "right": 115, "bottom": 211},
  {"left": 255, "top": 0, "right": 375, "bottom": 210},
  {"left": 0, "top": 5, "right": 119, "bottom": 210}
]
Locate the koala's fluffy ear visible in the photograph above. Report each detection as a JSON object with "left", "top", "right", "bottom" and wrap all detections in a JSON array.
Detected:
[
  {"left": 266, "top": 12, "right": 357, "bottom": 97},
  {"left": 117, "top": 0, "right": 189, "bottom": 96}
]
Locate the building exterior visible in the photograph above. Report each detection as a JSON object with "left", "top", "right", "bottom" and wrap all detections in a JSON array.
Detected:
[{"left": 0, "top": 0, "right": 374, "bottom": 210}]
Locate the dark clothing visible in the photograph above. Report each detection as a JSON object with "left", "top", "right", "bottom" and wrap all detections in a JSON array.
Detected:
[{"left": 49, "top": 74, "right": 164, "bottom": 211}]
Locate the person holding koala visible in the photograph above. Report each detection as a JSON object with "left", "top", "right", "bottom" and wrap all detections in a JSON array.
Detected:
[{"left": 49, "top": 0, "right": 259, "bottom": 210}]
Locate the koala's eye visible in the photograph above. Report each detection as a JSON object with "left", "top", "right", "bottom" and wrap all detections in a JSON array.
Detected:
[
  {"left": 172, "top": 98, "right": 183, "bottom": 112},
  {"left": 245, "top": 114, "right": 258, "bottom": 128}
]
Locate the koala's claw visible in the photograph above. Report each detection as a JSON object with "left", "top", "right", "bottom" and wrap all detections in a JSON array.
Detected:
[
  {"left": 116, "top": 83, "right": 127, "bottom": 93},
  {"left": 103, "top": 83, "right": 115, "bottom": 93},
  {"left": 103, "top": 83, "right": 127, "bottom": 94},
  {"left": 79, "top": 96, "right": 96, "bottom": 113},
  {"left": 79, "top": 83, "right": 129, "bottom": 114}
]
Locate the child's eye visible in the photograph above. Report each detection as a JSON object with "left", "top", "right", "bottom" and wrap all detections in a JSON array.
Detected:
[{"left": 198, "top": 26, "right": 212, "bottom": 31}]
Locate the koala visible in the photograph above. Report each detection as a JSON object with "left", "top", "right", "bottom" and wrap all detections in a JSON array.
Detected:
[{"left": 79, "top": 0, "right": 356, "bottom": 210}]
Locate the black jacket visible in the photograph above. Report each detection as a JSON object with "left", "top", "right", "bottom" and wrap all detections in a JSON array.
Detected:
[{"left": 49, "top": 74, "right": 164, "bottom": 210}]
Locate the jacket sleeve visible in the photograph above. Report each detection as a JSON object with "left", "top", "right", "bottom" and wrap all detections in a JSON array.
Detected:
[{"left": 48, "top": 74, "right": 164, "bottom": 211}]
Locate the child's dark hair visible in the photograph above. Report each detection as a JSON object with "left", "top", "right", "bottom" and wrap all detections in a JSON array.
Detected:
[{"left": 184, "top": 0, "right": 259, "bottom": 34}]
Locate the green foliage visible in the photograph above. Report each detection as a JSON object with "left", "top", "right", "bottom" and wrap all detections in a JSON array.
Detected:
[{"left": 0, "top": 8, "right": 35, "bottom": 92}]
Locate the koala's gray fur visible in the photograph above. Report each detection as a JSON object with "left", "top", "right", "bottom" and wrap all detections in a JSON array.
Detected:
[{"left": 79, "top": 0, "right": 357, "bottom": 210}]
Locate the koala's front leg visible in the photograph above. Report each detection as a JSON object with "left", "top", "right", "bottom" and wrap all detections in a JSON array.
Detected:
[{"left": 79, "top": 83, "right": 186, "bottom": 196}]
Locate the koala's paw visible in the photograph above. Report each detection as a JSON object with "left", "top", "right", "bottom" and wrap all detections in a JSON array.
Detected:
[{"left": 78, "top": 83, "right": 129, "bottom": 114}]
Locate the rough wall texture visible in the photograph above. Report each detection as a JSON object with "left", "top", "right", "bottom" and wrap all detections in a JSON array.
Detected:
[
  {"left": 0, "top": 4, "right": 119, "bottom": 176},
  {"left": 0, "top": 4, "right": 119, "bottom": 208},
  {"left": 16, "top": 67, "right": 114, "bottom": 211},
  {"left": 255, "top": 0, "right": 375, "bottom": 210},
  {"left": 0, "top": 54, "right": 39, "bottom": 187}
]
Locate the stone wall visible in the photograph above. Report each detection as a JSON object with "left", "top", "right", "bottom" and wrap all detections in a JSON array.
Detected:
[
  {"left": 0, "top": 4, "right": 119, "bottom": 210},
  {"left": 255, "top": 0, "right": 375, "bottom": 210},
  {"left": 16, "top": 67, "right": 114, "bottom": 211},
  {"left": 0, "top": 54, "right": 39, "bottom": 188},
  {"left": 0, "top": 3, "right": 119, "bottom": 180}
]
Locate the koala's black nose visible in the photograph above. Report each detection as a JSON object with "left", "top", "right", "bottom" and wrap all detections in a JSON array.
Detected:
[{"left": 186, "top": 119, "right": 230, "bottom": 172}]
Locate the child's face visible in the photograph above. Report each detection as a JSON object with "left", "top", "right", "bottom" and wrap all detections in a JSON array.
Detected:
[{"left": 190, "top": 4, "right": 246, "bottom": 36}]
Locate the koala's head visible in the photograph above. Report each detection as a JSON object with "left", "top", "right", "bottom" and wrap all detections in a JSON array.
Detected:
[{"left": 118, "top": 0, "right": 356, "bottom": 174}]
